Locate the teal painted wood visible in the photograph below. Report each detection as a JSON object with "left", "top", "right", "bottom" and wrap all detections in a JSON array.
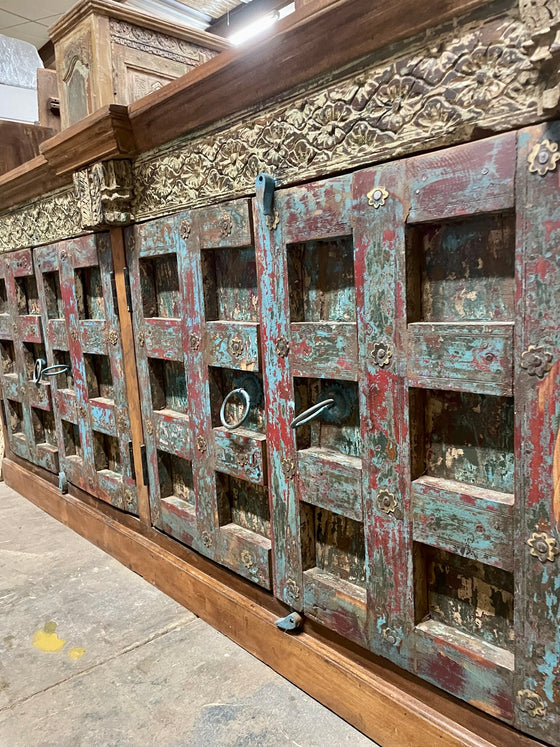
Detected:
[
  {"left": 513, "top": 122, "right": 560, "bottom": 746},
  {"left": 412, "top": 475, "right": 514, "bottom": 571},
  {"left": 254, "top": 174, "right": 361, "bottom": 618},
  {"left": 0, "top": 248, "right": 59, "bottom": 473},
  {"left": 126, "top": 216, "right": 190, "bottom": 529},
  {"left": 407, "top": 322, "right": 514, "bottom": 396},
  {"left": 297, "top": 448, "right": 362, "bottom": 521},
  {"left": 34, "top": 235, "right": 137, "bottom": 514},
  {"left": 354, "top": 161, "right": 415, "bottom": 671}
]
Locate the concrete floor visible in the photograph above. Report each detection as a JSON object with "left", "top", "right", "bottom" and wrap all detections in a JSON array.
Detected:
[{"left": 0, "top": 483, "right": 377, "bottom": 747}]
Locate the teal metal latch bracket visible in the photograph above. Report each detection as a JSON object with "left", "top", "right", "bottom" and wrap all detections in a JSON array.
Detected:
[{"left": 275, "top": 611, "right": 303, "bottom": 632}]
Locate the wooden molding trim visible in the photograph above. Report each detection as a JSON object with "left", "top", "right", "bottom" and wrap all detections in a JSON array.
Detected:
[
  {"left": 127, "top": 0, "right": 490, "bottom": 152},
  {"left": 48, "top": 0, "right": 231, "bottom": 50},
  {"left": 40, "top": 104, "right": 136, "bottom": 176},
  {"left": 0, "top": 155, "right": 69, "bottom": 213},
  {"left": 2, "top": 456, "right": 541, "bottom": 747}
]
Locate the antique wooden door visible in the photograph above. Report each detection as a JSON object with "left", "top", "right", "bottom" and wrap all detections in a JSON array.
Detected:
[
  {"left": 253, "top": 126, "right": 560, "bottom": 742},
  {"left": 0, "top": 248, "right": 59, "bottom": 473},
  {"left": 127, "top": 199, "right": 272, "bottom": 588},
  {"left": 33, "top": 234, "right": 138, "bottom": 514}
]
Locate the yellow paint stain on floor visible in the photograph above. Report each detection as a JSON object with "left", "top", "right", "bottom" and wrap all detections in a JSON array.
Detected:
[
  {"left": 68, "top": 647, "right": 86, "bottom": 660},
  {"left": 32, "top": 621, "right": 66, "bottom": 653}
]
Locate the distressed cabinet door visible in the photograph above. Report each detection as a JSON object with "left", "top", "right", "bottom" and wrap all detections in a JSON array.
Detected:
[
  {"left": 34, "top": 234, "right": 138, "bottom": 514},
  {"left": 254, "top": 175, "right": 370, "bottom": 645},
  {"left": 127, "top": 199, "right": 272, "bottom": 588},
  {"left": 354, "top": 134, "right": 518, "bottom": 720},
  {"left": 0, "top": 249, "right": 59, "bottom": 472}
]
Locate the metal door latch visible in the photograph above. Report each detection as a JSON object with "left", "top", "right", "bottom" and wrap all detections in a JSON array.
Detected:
[
  {"left": 275, "top": 611, "right": 303, "bottom": 632},
  {"left": 255, "top": 173, "right": 278, "bottom": 229}
]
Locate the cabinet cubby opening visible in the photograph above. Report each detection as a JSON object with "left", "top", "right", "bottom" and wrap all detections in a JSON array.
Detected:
[
  {"left": 84, "top": 353, "right": 114, "bottom": 400},
  {"left": 0, "top": 339, "right": 16, "bottom": 375},
  {"left": 42, "top": 272, "right": 63, "bottom": 319},
  {"left": 209, "top": 367, "right": 265, "bottom": 434},
  {"left": 31, "top": 407, "right": 56, "bottom": 446},
  {"left": 406, "top": 212, "right": 515, "bottom": 324},
  {"left": 294, "top": 377, "right": 361, "bottom": 458},
  {"left": 62, "top": 419, "right": 82, "bottom": 459},
  {"left": 53, "top": 350, "right": 73, "bottom": 390},
  {"left": 6, "top": 399, "right": 23, "bottom": 434},
  {"left": 23, "top": 342, "right": 46, "bottom": 382},
  {"left": 93, "top": 431, "right": 121, "bottom": 474},
  {"left": 409, "top": 387, "right": 514, "bottom": 495},
  {"left": 148, "top": 358, "right": 188, "bottom": 414},
  {"left": 216, "top": 472, "right": 270, "bottom": 539},
  {"left": 74, "top": 266, "right": 104, "bottom": 320},
  {"left": 158, "top": 450, "right": 194, "bottom": 506},
  {"left": 414, "top": 542, "right": 514, "bottom": 651},
  {"left": 15, "top": 275, "right": 39, "bottom": 315},
  {"left": 301, "top": 503, "right": 366, "bottom": 589},
  {"left": 201, "top": 245, "right": 258, "bottom": 322},
  {"left": 288, "top": 236, "right": 355, "bottom": 323},
  {"left": 140, "top": 253, "right": 180, "bottom": 319},
  {"left": 0, "top": 278, "right": 7, "bottom": 314}
]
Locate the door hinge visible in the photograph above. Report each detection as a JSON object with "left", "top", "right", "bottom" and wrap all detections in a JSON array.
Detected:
[
  {"left": 129, "top": 441, "right": 136, "bottom": 481},
  {"left": 110, "top": 267, "right": 132, "bottom": 314},
  {"left": 140, "top": 444, "right": 149, "bottom": 485}
]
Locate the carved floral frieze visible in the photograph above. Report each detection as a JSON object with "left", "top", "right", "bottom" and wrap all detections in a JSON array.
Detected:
[
  {"left": 133, "top": 13, "right": 541, "bottom": 219},
  {"left": 0, "top": 188, "right": 82, "bottom": 253}
]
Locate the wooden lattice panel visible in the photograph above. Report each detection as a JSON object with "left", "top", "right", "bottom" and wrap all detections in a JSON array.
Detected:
[
  {"left": 127, "top": 199, "right": 272, "bottom": 588},
  {"left": 0, "top": 249, "right": 59, "bottom": 472},
  {"left": 34, "top": 234, "right": 138, "bottom": 514}
]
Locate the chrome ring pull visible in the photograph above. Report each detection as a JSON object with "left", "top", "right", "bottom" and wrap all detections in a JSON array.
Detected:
[
  {"left": 220, "top": 388, "right": 251, "bottom": 430},
  {"left": 290, "top": 398, "right": 335, "bottom": 429},
  {"left": 32, "top": 358, "right": 71, "bottom": 385}
]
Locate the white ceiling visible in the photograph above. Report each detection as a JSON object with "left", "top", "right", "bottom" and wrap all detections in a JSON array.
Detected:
[{"left": 0, "top": 0, "right": 245, "bottom": 49}]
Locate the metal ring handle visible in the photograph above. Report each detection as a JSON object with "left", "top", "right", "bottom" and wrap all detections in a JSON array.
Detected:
[
  {"left": 220, "top": 388, "right": 251, "bottom": 430},
  {"left": 32, "top": 358, "right": 46, "bottom": 384},
  {"left": 32, "top": 358, "right": 71, "bottom": 385},
  {"left": 290, "top": 398, "right": 335, "bottom": 429}
]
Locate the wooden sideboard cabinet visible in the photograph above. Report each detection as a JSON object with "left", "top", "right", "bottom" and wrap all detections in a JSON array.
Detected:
[{"left": 1, "top": 1, "right": 560, "bottom": 745}]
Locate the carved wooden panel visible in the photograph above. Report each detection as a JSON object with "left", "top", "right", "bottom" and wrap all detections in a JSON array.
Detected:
[
  {"left": 0, "top": 249, "right": 59, "bottom": 473},
  {"left": 34, "top": 234, "right": 138, "bottom": 514},
  {"left": 127, "top": 199, "right": 272, "bottom": 588}
]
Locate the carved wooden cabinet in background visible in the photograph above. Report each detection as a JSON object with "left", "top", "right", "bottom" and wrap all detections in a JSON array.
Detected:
[{"left": 50, "top": 0, "right": 228, "bottom": 128}]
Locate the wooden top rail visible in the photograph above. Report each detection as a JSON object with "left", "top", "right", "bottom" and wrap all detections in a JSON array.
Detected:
[{"left": 0, "top": 0, "right": 489, "bottom": 212}]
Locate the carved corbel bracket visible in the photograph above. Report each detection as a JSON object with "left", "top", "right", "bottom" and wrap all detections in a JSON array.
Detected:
[
  {"left": 520, "top": 0, "right": 560, "bottom": 113},
  {"left": 73, "top": 159, "right": 134, "bottom": 230}
]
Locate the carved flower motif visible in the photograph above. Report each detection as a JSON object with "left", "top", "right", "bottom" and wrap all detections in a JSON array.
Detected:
[
  {"left": 520, "top": 345, "right": 553, "bottom": 378},
  {"left": 220, "top": 214, "right": 233, "bottom": 238},
  {"left": 201, "top": 531, "right": 212, "bottom": 548},
  {"left": 527, "top": 532, "right": 560, "bottom": 563},
  {"left": 180, "top": 220, "right": 191, "bottom": 239},
  {"left": 107, "top": 329, "right": 119, "bottom": 346},
  {"left": 455, "top": 46, "right": 506, "bottom": 107},
  {"left": 189, "top": 333, "right": 201, "bottom": 352},
  {"left": 519, "top": 0, "right": 555, "bottom": 31},
  {"left": 281, "top": 458, "right": 296, "bottom": 480},
  {"left": 414, "top": 97, "right": 464, "bottom": 131},
  {"left": 230, "top": 336, "right": 244, "bottom": 359},
  {"left": 528, "top": 139, "right": 560, "bottom": 176},
  {"left": 382, "top": 626, "right": 400, "bottom": 646},
  {"left": 196, "top": 435, "right": 207, "bottom": 453},
  {"left": 367, "top": 186, "right": 389, "bottom": 209},
  {"left": 312, "top": 99, "right": 351, "bottom": 149},
  {"left": 241, "top": 550, "right": 254, "bottom": 569},
  {"left": 145, "top": 419, "right": 154, "bottom": 436},
  {"left": 375, "top": 76, "right": 421, "bottom": 132},
  {"left": 286, "top": 578, "right": 300, "bottom": 599},
  {"left": 371, "top": 341, "right": 393, "bottom": 367},
  {"left": 137, "top": 331, "right": 145, "bottom": 348},
  {"left": 275, "top": 337, "right": 290, "bottom": 358},
  {"left": 377, "top": 490, "right": 397, "bottom": 514},
  {"left": 517, "top": 689, "right": 547, "bottom": 718}
]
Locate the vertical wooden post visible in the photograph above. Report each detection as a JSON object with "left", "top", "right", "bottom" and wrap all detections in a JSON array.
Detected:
[{"left": 109, "top": 226, "right": 151, "bottom": 526}]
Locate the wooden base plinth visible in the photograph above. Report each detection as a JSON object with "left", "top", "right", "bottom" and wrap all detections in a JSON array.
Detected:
[{"left": 3, "top": 457, "right": 540, "bottom": 747}]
